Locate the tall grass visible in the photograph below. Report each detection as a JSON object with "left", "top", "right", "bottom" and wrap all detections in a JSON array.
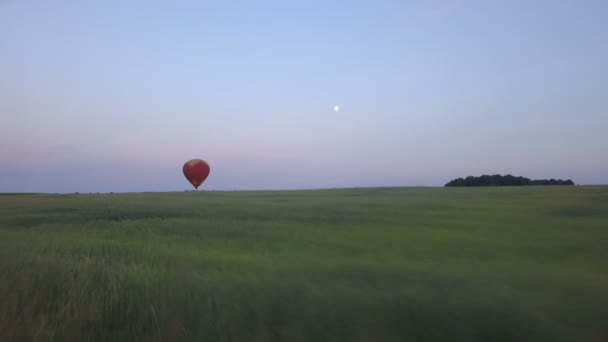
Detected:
[{"left": 1, "top": 186, "right": 607, "bottom": 341}]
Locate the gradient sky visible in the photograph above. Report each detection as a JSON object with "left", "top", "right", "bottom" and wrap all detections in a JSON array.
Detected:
[{"left": 1, "top": 0, "right": 607, "bottom": 192}]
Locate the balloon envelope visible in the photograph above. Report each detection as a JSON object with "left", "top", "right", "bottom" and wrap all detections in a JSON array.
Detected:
[{"left": 183, "top": 159, "right": 210, "bottom": 190}]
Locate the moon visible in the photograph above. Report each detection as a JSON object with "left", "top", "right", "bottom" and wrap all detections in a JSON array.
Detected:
[{"left": 334, "top": 105, "right": 340, "bottom": 112}]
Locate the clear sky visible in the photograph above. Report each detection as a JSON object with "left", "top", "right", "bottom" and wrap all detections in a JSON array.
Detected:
[{"left": 1, "top": 0, "right": 607, "bottom": 192}]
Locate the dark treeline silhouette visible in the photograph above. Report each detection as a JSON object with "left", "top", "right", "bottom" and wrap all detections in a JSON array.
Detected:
[{"left": 445, "top": 174, "right": 575, "bottom": 187}]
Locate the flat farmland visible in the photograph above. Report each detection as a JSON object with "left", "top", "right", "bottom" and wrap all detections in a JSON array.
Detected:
[{"left": 1, "top": 186, "right": 607, "bottom": 341}]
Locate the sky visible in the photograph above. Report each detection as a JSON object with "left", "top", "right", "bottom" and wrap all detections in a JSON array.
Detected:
[{"left": 1, "top": 0, "right": 607, "bottom": 192}]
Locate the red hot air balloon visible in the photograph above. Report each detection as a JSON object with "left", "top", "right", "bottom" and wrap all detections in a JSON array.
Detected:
[{"left": 183, "top": 159, "right": 210, "bottom": 190}]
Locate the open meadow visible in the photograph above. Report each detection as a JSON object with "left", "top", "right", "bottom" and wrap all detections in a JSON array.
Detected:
[{"left": 1, "top": 186, "right": 607, "bottom": 341}]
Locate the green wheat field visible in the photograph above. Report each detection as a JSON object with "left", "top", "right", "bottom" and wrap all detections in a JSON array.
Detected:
[{"left": 1, "top": 186, "right": 607, "bottom": 341}]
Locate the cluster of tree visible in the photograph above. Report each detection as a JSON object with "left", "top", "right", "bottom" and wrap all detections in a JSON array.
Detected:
[
  {"left": 445, "top": 174, "right": 574, "bottom": 187},
  {"left": 528, "top": 179, "right": 575, "bottom": 186}
]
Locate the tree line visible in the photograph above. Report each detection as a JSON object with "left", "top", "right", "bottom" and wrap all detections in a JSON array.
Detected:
[{"left": 445, "top": 174, "right": 575, "bottom": 187}]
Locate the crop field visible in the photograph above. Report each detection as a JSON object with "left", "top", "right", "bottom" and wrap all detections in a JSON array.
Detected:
[{"left": 0, "top": 186, "right": 607, "bottom": 341}]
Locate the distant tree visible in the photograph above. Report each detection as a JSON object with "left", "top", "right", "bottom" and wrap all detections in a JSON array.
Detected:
[{"left": 445, "top": 175, "right": 575, "bottom": 187}]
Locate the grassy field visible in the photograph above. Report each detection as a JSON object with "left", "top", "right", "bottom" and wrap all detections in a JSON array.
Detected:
[{"left": 0, "top": 186, "right": 607, "bottom": 341}]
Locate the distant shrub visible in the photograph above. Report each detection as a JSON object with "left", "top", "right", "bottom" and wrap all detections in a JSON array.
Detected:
[{"left": 445, "top": 174, "right": 574, "bottom": 187}]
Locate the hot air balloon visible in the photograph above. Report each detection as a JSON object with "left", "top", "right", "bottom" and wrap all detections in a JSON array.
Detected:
[{"left": 183, "top": 159, "right": 210, "bottom": 190}]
